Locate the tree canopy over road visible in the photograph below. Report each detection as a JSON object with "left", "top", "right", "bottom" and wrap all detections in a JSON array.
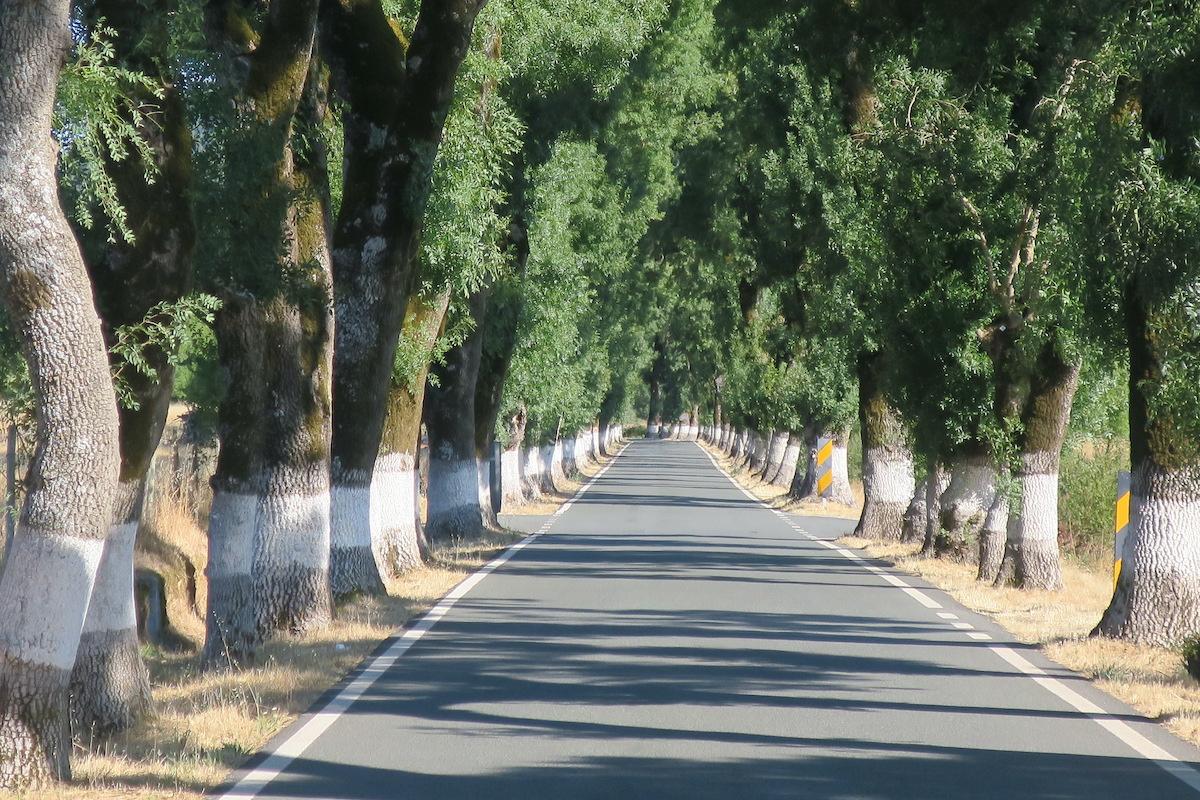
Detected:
[{"left": 1, "top": 0, "right": 1199, "bottom": 790}]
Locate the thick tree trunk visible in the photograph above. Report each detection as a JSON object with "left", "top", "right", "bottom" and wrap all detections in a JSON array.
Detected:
[
  {"left": 320, "top": 0, "right": 486, "bottom": 592},
  {"left": 1095, "top": 285, "right": 1200, "bottom": 645},
  {"left": 424, "top": 289, "right": 490, "bottom": 545},
  {"left": 0, "top": 2, "right": 122, "bottom": 785},
  {"left": 901, "top": 477, "right": 929, "bottom": 544},
  {"left": 749, "top": 430, "right": 772, "bottom": 474},
  {"left": 994, "top": 345, "right": 1079, "bottom": 589},
  {"left": 976, "top": 490, "right": 1010, "bottom": 582},
  {"left": 499, "top": 409, "right": 527, "bottom": 509},
  {"left": 772, "top": 432, "right": 802, "bottom": 488},
  {"left": 919, "top": 463, "right": 951, "bottom": 554},
  {"left": 70, "top": 483, "right": 151, "bottom": 741},
  {"left": 71, "top": 0, "right": 197, "bottom": 734},
  {"left": 367, "top": 292, "right": 449, "bottom": 579},
  {"left": 933, "top": 449, "right": 996, "bottom": 562},
  {"left": 854, "top": 352, "right": 915, "bottom": 540},
  {"left": 763, "top": 431, "right": 788, "bottom": 482}
]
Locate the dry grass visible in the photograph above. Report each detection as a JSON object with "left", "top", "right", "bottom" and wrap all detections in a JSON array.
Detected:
[
  {"left": 835, "top": 535, "right": 1200, "bottom": 749},
  {"left": 19, "top": 447, "right": 623, "bottom": 800},
  {"left": 700, "top": 440, "right": 864, "bottom": 520},
  {"left": 12, "top": 501, "right": 526, "bottom": 800}
]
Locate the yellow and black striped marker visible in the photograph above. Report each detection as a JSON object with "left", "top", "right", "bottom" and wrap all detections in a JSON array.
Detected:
[
  {"left": 816, "top": 435, "right": 834, "bottom": 498},
  {"left": 1113, "top": 470, "right": 1131, "bottom": 591}
]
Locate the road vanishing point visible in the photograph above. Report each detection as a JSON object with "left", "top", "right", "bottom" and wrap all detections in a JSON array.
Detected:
[{"left": 223, "top": 440, "right": 1200, "bottom": 800}]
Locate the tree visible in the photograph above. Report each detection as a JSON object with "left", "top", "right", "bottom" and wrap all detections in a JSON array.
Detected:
[{"left": 0, "top": 0, "right": 121, "bottom": 786}]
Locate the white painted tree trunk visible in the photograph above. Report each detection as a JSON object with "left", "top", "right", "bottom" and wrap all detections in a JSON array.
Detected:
[
  {"left": 773, "top": 433, "right": 802, "bottom": 488},
  {"left": 745, "top": 430, "right": 765, "bottom": 470},
  {"left": 763, "top": 432, "right": 788, "bottom": 482},
  {"left": 500, "top": 446, "right": 524, "bottom": 508},
  {"left": 935, "top": 455, "right": 997, "bottom": 561},
  {"left": 1096, "top": 463, "right": 1200, "bottom": 646},
  {"left": 854, "top": 448, "right": 915, "bottom": 540},
  {"left": 0, "top": 2, "right": 122, "bottom": 785},
  {"left": 647, "top": 422, "right": 659, "bottom": 438},
  {"left": 521, "top": 445, "right": 543, "bottom": 499},
  {"left": 369, "top": 453, "right": 421, "bottom": 578},
  {"left": 252, "top": 466, "right": 332, "bottom": 638},
  {"left": 70, "top": 482, "right": 150, "bottom": 738},
  {"left": 426, "top": 454, "right": 485, "bottom": 542}
]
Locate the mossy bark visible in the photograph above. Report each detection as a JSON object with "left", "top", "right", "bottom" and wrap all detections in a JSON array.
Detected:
[
  {"left": 320, "top": 1, "right": 487, "bottom": 569},
  {"left": 854, "top": 351, "right": 915, "bottom": 540},
  {"left": 201, "top": 7, "right": 333, "bottom": 667},
  {"left": 994, "top": 342, "right": 1079, "bottom": 589},
  {"left": 1095, "top": 281, "right": 1200, "bottom": 645},
  {"left": 373, "top": 290, "right": 450, "bottom": 577}
]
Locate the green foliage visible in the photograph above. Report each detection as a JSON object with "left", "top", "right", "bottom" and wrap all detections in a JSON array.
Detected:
[
  {"left": 1058, "top": 440, "right": 1128, "bottom": 563},
  {"left": 111, "top": 294, "right": 221, "bottom": 410},
  {"left": 56, "top": 20, "right": 161, "bottom": 243},
  {"left": 1182, "top": 634, "right": 1200, "bottom": 683}
]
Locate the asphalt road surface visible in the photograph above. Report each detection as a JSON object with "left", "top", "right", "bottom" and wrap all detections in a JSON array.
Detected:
[{"left": 225, "top": 439, "right": 1200, "bottom": 799}]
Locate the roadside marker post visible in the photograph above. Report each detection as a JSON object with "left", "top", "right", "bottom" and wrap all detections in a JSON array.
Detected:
[
  {"left": 1113, "top": 470, "right": 1131, "bottom": 591},
  {"left": 816, "top": 435, "right": 834, "bottom": 498}
]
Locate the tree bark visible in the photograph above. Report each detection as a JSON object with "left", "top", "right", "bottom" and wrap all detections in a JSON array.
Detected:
[
  {"left": 424, "top": 288, "right": 490, "bottom": 545},
  {"left": 320, "top": 0, "right": 488, "bottom": 588},
  {"left": 70, "top": 0, "right": 198, "bottom": 736},
  {"left": 377, "top": 292, "right": 450, "bottom": 575},
  {"left": 854, "top": 351, "right": 915, "bottom": 540},
  {"left": 1095, "top": 282, "right": 1200, "bottom": 645},
  {"left": 0, "top": 2, "right": 121, "bottom": 786},
  {"left": 500, "top": 408, "right": 527, "bottom": 509},
  {"left": 993, "top": 344, "right": 1079, "bottom": 589},
  {"left": 772, "top": 432, "right": 802, "bottom": 488},
  {"left": 933, "top": 448, "right": 996, "bottom": 562},
  {"left": 202, "top": 10, "right": 333, "bottom": 666},
  {"left": 763, "top": 431, "right": 788, "bottom": 482},
  {"left": 919, "top": 462, "right": 951, "bottom": 554}
]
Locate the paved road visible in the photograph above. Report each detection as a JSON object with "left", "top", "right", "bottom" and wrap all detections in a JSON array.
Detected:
[{"left": 229, "top": 440, "right": 1200, "bottom": 799}]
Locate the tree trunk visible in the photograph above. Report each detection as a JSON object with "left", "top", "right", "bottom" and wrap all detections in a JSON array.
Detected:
[
  {"left": 934, "top": 449, "right": 996, "bottom": 562},
  {"left": 70, "top": 482, "right": 151, "bottom": 741},
  {"left": 772, "top": 432, "right": 802, "bottom": 488},
  {"left": 901, "top": 477, "right": 929, "bottom": 544},
  {"left": 70, "top": 0, "right": 198, "bottom": 735},
  {"left": 1095, "top": 283, "right": 1200, "bottom": 645},
  {"left": 0, "top": 2, "right": 122, "bottom": 785},
  {"left": 499, "top": 408, "right": 527, "bottom": 509},
  {"left": 919, "top": 463, "right": 951, "bottom": 554},
  {"left": 203, "top": 29, "right": 334, "bottom": 665},
  {"left": 976, "top": 490, "right": 1010, "bottom": 582},
  {"left": 854, "top": 351, "right": 915, "bottom": 540},
  {"left": 994, "top": 344, "right": 1079, "bottom": 589},
  {"left": 763, "top": 431, "right": 789, "bottom": 482},
  {"left": 424, "top": 288, "right": 490, "bottom": 545},
  {"left": 320, "top": 0, "right": 486, "bottom": 591}
]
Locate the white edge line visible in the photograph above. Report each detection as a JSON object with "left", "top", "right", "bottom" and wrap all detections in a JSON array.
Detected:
[
  {"left": 693, "top": 439, "right": 1200, "bottom": 794},
  {"left": 219, "top": 441, "right": 630, "bottom": 799}
]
